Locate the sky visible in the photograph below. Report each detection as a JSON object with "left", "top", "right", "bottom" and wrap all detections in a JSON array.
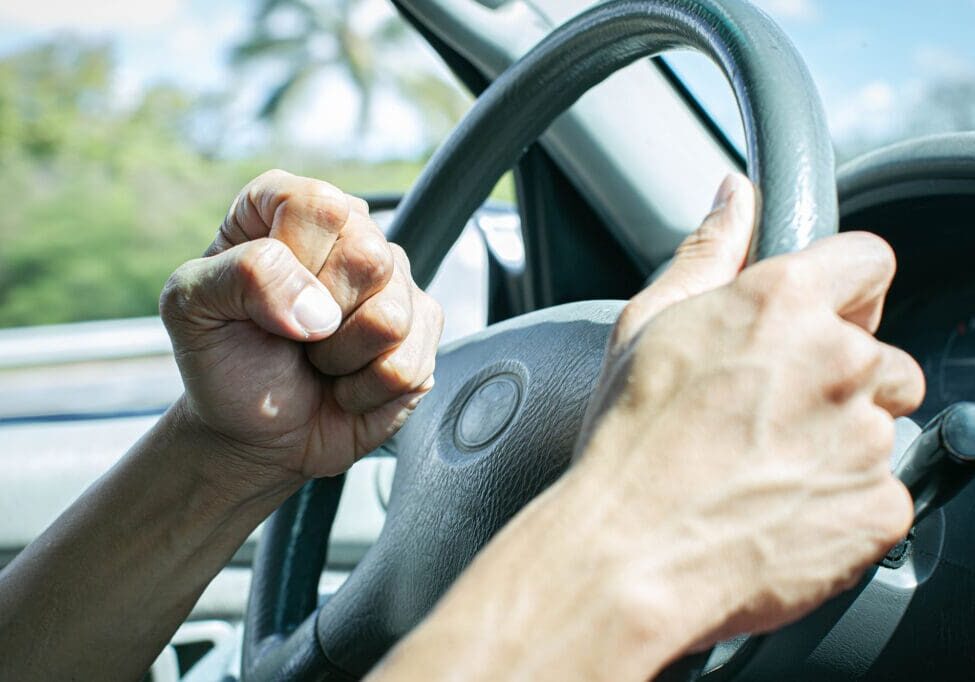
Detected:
[
  {"left": 1, "top": 0, "right": 974, "bottom": 158},
  {"left": 669, "top": 0, "right": 975, "bottom": 155}
]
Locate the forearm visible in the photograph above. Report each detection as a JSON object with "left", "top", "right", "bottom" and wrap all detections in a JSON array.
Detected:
[
  {"left": 368, "top": 464, "right": 735, "bottom": 682},
  {"left": 0, "top": 397, "right": 303, "bottom": 681}
]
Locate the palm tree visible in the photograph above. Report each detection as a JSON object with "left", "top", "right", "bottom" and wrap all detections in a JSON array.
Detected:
[{"left": 232, "top": 0, "right": 466, "bottom": 146}]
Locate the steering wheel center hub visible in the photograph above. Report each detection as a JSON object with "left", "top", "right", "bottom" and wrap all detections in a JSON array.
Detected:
[{"left": 455, "top": 374, "right": 522, "bottom": 450}]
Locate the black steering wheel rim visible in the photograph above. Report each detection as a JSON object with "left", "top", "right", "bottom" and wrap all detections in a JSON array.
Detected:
[{"left": 242, "top": 1, "right": 837, "bottom": 680}]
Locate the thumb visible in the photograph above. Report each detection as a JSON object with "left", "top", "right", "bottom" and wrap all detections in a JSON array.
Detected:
[
  {"left": 160, "top": 237, "right": 343, "bottom": 344},
  {"left": 612, "top": 173, "right": 755, "bottom": 349}
]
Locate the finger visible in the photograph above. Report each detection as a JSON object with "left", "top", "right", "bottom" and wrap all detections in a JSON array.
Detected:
[
  {"left": 332, "top": 290, "right": 443, "bottom": 414},
  {"left": 872, "top": 343, "right": 926, "bottom": 417},
  {"left": 347, "top": 194, "right": 370, "bottom": 216},
  {"left": 160, "top": 238, "right": 342, "bottom": 343},
  {"left": 351, "top": 387, "right": 433, "bottom": 459},
  {"left": 876, "top": 477, "right": 915, "bottom": 549},
  {"left": 612, "top": 173, "right": 755, "bottom": 351},
  {"left": 307, "top": 250, "right": 414, "bottom": 376},
  {"left": 316, "top": 211, "right": 394, "bottom": 316},
  {"left": 207, "top": 169, "right": 352, "bottom": 276},
  {"left": 743, "top": 231, "right": 897, "bottom": 333}
]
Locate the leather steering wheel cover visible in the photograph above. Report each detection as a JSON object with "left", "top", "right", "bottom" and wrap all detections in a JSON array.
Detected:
[
  {"left": 389, "top": 0, "right": 837, "bottom": 285},
  {"left": 242, "top": 1, "right": 838, "bottom": 679}
]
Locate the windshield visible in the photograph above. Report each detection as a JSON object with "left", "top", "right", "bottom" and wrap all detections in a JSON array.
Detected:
[{"left": 666, "top": 0, "right": 975, "bottom": 163}]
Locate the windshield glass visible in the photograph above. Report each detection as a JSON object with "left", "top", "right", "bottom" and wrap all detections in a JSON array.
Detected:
[{"left": 666, "top": 0, "right": 975, "bottom": 163}]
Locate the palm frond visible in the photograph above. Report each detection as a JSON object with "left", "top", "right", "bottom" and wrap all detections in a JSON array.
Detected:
[
  {"left": 231, "top": 35, "right": 309, "bottom": 64},
  {"left": 257, "top": 63, "right": 318, "bottom": 119}
]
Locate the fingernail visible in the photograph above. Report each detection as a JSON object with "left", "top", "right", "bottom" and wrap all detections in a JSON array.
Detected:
[
  {"left": 723, "top": 173, "right": 754, "bottom": 226},
  {"left": 711, "top": 174, "right": 736, "bottom": 211},
  {"left": 292, "top": 285, "right": 342, "bottom": 336},
  {"left": 713, "top": 172, "right": 751, "bottom": 211}
]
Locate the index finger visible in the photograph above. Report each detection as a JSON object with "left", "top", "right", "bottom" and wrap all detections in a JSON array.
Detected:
[
  {"left": 742, "top": 231, "right": 897, "bottom": 332},
  {"left": 206, "top": 169, "right": 353, "bottom": 276}
]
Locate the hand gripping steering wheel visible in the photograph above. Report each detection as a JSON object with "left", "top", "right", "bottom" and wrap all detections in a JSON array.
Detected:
[{"left": 241, "top": 1, "right": 838, "bottom": 679}]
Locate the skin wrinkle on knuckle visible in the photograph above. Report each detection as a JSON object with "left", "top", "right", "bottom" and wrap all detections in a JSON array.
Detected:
[
  {"left": 237, "top": 239, "right": 305, "bottom": 313},
  {"left": 376, "top": 352, "right": 420, "bottom": 395},
  {"left": 249, "top": 176, "right": 288, "bottom": 226},
  {"left": 239, "top": 239, "right": 286, "bottom": 284},
  {"left": 345, "top": 232, "right": 393, "bottom": 290},
  {"left": 273, "top": 192, "right": 347, "bottom": 236},
  {"left": 373, "top": 297, "right": 413, "bottom": 345}
]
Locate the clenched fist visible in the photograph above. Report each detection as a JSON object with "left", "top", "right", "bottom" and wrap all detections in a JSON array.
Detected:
[{"left": 160, "top": 170, "right": 443, "bottom": 480}]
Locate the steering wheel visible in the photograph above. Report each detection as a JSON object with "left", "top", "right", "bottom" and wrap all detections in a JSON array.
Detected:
[{"left": 241, "top": 1, "right": 837, "bottom": 680}]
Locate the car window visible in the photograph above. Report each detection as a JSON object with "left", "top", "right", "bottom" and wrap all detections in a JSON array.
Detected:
[
  {"left": 0, "top": 0, "right": 491, "bottom": 346},
  {"left": 665, "top": 0, "right": 975, "bottom": 163}
]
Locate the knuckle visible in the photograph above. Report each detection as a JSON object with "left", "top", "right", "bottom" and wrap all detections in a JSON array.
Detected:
[
  {"left": 734, "top": 270, "right": 777, "bottom": 313},
  {"left": 278, "top": 188, "right": 350, "bottom": 231},
  {"left": 824, "top": 333, "right": 882, "bottom": 402},
  {"left": 846, "top": 231, "right": 897, "bottom": 279},
  {"left": 365, "top": 298, "right": 412, "bottom": 346},
  {"left": 346, "top": 234, "right": 393, "bottom": 288},
  {"left": 838, "top": 333, "right": 882, "bottom": 377},
  {"left": 238, "top": 238, "right": 291, "bottom": 290},
  {"left": 892, "top": 348, "right": 927, "bottom": 409},
  {"left": 158, "top": 263, "right": 195, "bottom": 321},
  {"left": 613, "top": 303, "right": 647, "bottom": 347},
  {"left": 856, "top": 405, "right": 896, "bottom": 460},
  {"left": 376, "top": 354, "right": 418, "bottom": 394},
  {"left": 761, "top": 258, "right": 806, "bottom": 297},
  {"left": 256, "top": 168, "right": 290, "bottom": 185},
  {"left": 389, "top": 243, "right": 412, "bottom": 275},
  {"left": 348, "top": 194, "right": 370, "bottom": 214}
]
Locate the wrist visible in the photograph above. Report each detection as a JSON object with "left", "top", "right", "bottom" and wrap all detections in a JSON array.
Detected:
[
  {"left": 558, "top": 464, "right": 741, "bottom": 674},
  {"left": 160, "top": 395, "right": 305, "bottom": 518},
  {"left": 166, "top": 395, "right": 306, "bottom": 513}
]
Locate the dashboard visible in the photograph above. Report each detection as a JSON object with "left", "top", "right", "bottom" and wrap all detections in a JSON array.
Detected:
[
  {"left": 842, "top": 193, "right": 975, "bottom": 425},
  {"left": 806, "top": 133, "right": 975, "bottom": 680}
]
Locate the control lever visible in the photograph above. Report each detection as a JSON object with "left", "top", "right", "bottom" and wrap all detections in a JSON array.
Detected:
[{"left": 893, "top": 402, "right": 975, "bottom": 526}]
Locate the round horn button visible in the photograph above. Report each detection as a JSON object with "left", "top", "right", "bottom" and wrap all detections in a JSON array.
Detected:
[{"left": 456, "top": 375, "right": 521, "bottom": 450}]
